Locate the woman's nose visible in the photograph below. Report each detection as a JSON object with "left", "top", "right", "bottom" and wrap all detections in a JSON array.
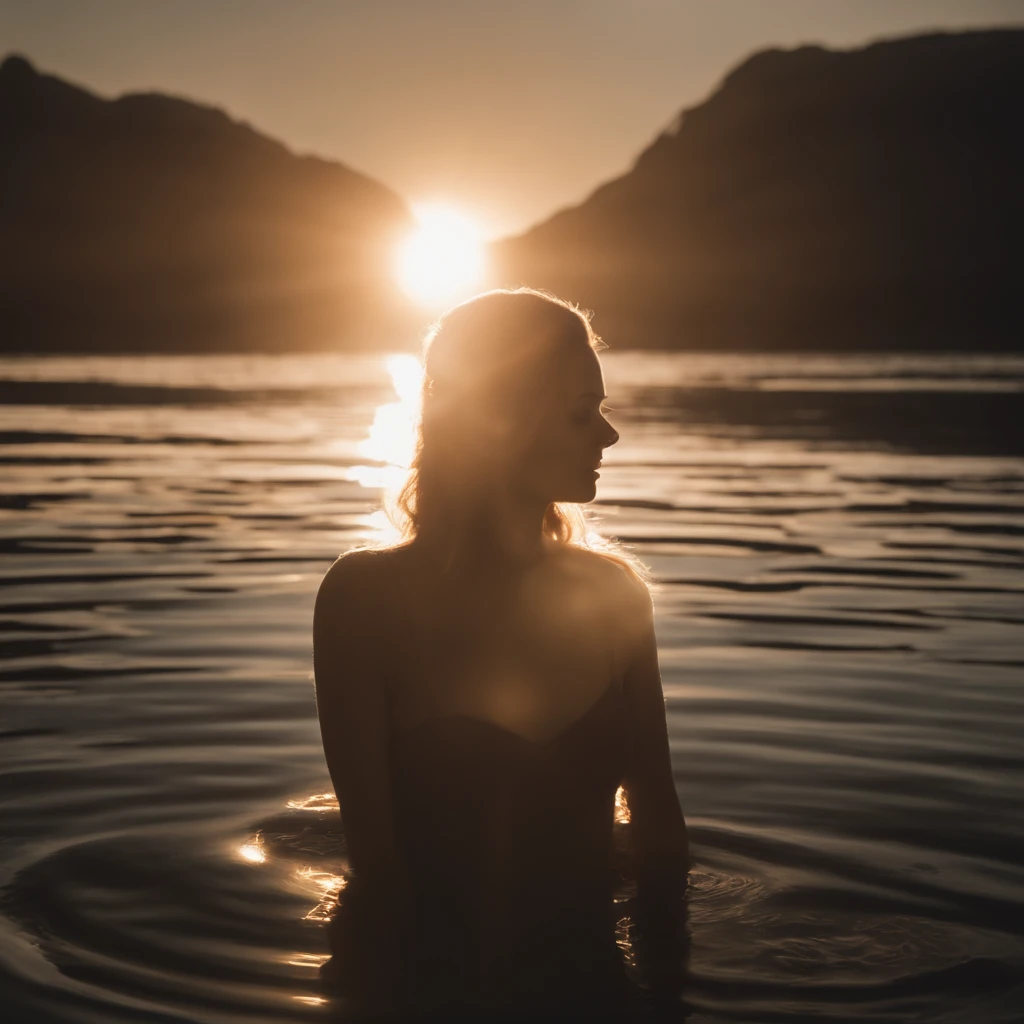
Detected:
[{"left": 604, "top": 424, "right": 619, "bottom": 448}]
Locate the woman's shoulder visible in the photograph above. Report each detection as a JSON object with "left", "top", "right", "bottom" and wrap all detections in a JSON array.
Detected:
[
  {"left": 316, "top": 544, "right": 410, "bottom": 612},
  {"left": 556, "top": 545, "right": 653, "bottom": 618}
]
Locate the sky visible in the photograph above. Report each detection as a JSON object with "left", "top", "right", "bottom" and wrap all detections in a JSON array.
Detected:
[{"left": 3, "top": 0, "right": 1023, "bottom": 239}]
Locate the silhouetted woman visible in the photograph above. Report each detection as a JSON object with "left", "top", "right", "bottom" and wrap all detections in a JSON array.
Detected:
[{"left": 313, "top": 288, "right": 690, "bottom": 1020}]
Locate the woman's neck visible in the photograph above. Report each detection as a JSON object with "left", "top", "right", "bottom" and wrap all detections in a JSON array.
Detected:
[
  {"left": 457, "top": 485, "right": 551, "bottom": 570},
  {"left": 410, "top": 485, "right": 553, "bottom": 578}
]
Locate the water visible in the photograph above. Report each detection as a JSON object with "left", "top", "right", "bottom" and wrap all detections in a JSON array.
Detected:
[{"left": 1, "top": 351, "right": 1022, "bottom": 1023}]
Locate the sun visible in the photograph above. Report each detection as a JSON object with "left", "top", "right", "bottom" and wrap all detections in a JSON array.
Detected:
[{"left": 395, "top": 203, "right": 486, "bottom": 308}]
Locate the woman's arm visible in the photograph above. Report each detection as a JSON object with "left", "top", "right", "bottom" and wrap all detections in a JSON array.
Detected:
[
  {"left": 618, "top": 575, "right": 691, "bottom": 997},
  {"left": 313, "top": 549, "right": 417, "bottom": 1006}
]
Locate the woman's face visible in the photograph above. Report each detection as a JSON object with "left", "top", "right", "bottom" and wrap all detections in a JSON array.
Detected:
[{"left": 510, "top": 341, "right": 619, "bottom": 505}]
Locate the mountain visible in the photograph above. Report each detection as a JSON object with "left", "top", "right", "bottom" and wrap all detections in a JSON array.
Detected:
[
  {"left": 490, "top": 29, "right": 1024, "bottom": 351},
  {"left": 5, "top": 31, "right": 1023, "bottom": 355},
  {"left": 0, "top": 54, "right": 419, "bottom": 352}
]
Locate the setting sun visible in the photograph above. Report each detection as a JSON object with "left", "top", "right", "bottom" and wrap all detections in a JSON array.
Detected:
[{"left": 395, "top": 204, "right": 486, "bottom": 307}]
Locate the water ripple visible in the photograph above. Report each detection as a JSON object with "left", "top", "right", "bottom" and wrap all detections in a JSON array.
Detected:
[{"left": 0, "top": 352, "right": 1021, "bottom": 1023}]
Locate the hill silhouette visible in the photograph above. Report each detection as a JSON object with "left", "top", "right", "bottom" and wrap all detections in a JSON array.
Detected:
[
  {"left": 0, "top": 54, "right": 418, "bottom": 352},
  {"left": 492, "top": 29, "right": 1024, "bottom": 351},
  {"left": 3, "top": 31, "right": 1023, "bottom": 353}
]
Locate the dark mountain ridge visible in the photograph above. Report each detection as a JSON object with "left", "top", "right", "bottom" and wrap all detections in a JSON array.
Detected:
[
  {"left": 0, "top": 54, "right": 418, "bottom": 352},
  {"left": 2, "top": 30, "right": 1022, "bottom": 353},
  {"left": 491, "top": 29, "right": 1024, "bottom": 351}
]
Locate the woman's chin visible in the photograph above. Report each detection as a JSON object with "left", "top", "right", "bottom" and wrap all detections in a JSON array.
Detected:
[{"left": 556, "top": 481, "right": 598, "bottom": 504}]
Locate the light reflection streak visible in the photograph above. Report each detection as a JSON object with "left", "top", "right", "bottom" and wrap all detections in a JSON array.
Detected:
[
  {"left": 615, "top": 914, "right": 637, "bottom": 968},
  {"left": 614, "top": 785, "right": 631, "bottom": 824},
  {"left": 286, "top": 792, "right": 338, "bottom": 812},
  {"left": 297, "top": 865, "right": 348, "bottom": 922},
  {"left": 285, "top": 952, "right": 332, "bottom": 969}
]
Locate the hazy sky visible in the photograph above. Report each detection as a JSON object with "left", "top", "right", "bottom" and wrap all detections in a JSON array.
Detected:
[{"left": 3, "top": 0, "right": 1022, "bottom": 238}]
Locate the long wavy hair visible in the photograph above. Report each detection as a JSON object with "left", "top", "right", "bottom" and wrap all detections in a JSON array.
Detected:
[{"left": 384, "top": 287, "right": 651, "bottom": 587}]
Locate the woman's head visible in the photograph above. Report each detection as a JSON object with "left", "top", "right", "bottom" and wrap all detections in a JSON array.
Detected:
[{"left": 388, "top": 288, "right": 642, "bottom": 577}]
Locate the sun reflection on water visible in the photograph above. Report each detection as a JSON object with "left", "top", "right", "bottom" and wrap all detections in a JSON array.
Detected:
[
  {"left": 358, "top": 509, "right": 400, "bottom": 547},
  {"left": 296, "top": 866, "right": 348, "bottom": 922},
  {"left": 292, "top": 994, "right": 328, "bottom": 1006},
  {"left": 615, "top": 914, "right": 638, "bottom": 969},
  {"left": 348, "top": 353, "right": 423, "bottom": 494},
  {"left": 286, "top": 792, "right": 339, "bottom": 812},
  {"left": 614, "top": 785, "right": 631, "bottom": 824},
  {"left": 285, "top": 951, "right": 332, "bottom": 969},
  {"left": 238, "top": 832, "right": 266, "bottom": 864}
]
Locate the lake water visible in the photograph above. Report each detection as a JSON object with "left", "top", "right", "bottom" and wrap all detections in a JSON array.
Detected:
[{"left": 1, "top": 351, "right": 1022, "bottom": 1023}]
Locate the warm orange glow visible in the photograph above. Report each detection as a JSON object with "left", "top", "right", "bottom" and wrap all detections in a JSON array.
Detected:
[
  {"left": 615, "top": 914, "right": 637, "bottom": 968},
  {"left": 363, "top": 508, "right": 403, "bottom": 547},
  {"left": 349, "top": 354, "right": 423, "bottom": 528},
  {"left": 239, "top": 832, "right": 266, "bottom": 863},
  {"left": 614, "top": 785, "right": 631, "bottom": 824},
  {"left": 286, "top": 791, "right": 339, "bottom": 812},
  {"left": 395, "top": 204, "right": 485, "bottom": 307},
  {"left": 297, "top": 865, "right": 348, "bottom": 922},
  {"left": 284, "top": 952, "right": 332, "bottom": 969},
  {"left": 355, "top": 354, "right": 422, "bottom": 471}
]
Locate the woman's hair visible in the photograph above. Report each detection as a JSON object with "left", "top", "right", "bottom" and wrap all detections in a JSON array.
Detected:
[{"left": 384, "top": 287, "right": 651, "bottom": 587}]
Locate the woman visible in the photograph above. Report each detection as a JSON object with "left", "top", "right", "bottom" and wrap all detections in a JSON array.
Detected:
[{"left": 313, "top": 288, "right": 690, "bottom": 1020}]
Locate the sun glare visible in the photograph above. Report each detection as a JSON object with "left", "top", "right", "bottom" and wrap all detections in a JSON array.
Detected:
[
  {"left": 396, "top": 204, "right": 486, "bottom": 307},
  {"left": 353, "top": 353, "right": 423, "bottom": 479}
]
